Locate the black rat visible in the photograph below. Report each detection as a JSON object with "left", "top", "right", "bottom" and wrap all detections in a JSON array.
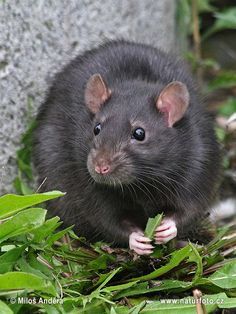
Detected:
[{"left": 33, "top": 40, "right": 221, "bottom": 255}]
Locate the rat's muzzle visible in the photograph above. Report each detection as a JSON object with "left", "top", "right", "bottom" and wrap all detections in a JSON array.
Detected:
[{"left": 87, "top": 148, "right": 134, "bottom": 185}]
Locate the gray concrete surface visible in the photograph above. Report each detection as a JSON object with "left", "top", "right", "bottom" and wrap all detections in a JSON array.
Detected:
[{"left": 0, "top": 0, "right": 176, "bottom": 194}]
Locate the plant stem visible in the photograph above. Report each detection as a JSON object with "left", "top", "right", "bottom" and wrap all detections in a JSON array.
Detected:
[{"left": 192, "top": 0, "right": 203, "bottom": 84}]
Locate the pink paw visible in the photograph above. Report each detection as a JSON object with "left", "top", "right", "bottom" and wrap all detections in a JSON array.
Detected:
[
  {"left": 155, "top": 217, "right": 177, "bottom": 244},
  {"left": 129, "top": 231, "right": 154, "bottom": 255}
]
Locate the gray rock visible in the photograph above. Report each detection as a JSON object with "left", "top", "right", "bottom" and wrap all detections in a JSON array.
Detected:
[{"left": 0, "top": 0, "right": 176, "bottom": 194}]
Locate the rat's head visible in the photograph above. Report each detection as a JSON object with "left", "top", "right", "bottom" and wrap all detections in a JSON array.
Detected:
[{"left": 85, "top": 73, "right": 190, "bottom": 186}]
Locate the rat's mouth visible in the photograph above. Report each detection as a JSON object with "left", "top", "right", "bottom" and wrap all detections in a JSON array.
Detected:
[
  {"left": 87, "top": 166, "right": 133, "bottom": 186},
  {"left": 86, "top": 154, "right": 134, "bottom": 186},
  {"left": 90, "top": 171, "right": 118, "bottom": 185}
]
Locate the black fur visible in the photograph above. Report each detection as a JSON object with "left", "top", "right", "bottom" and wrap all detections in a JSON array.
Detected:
[{"left": 33, "top": 40, "right": 221, "bottom": 245}]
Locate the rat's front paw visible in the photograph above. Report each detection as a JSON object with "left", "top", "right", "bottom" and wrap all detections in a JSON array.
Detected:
[
  {"left": 129, "top": 231, "right": 154, "bottom": 255},
  {"left": 154, "top": 217, "right": 177, "bottom": 244}
]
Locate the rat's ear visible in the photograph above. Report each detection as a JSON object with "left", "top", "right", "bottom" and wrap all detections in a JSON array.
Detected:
[
  {"left": 85, "top": 74, "right": 111, "bottom": 114},
  {"left": 156, "top": 81, "right": 190, "bottom": 127}
]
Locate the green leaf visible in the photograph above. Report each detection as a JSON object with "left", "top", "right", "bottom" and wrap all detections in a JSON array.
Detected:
[
  {"left": 103, "top": 281, "right": 138, "bottom": 293},
  {"left": 218, "top": 294, "right": 236, "bottom": 308},
  {"left": 96, "top": 272, "right": 117, "bottom": 288},
  {"left": 141, "top": 303, "right": 199, "bottom": 313},
  {"left": 203, "top": 251, "right": 224, "bottom": 269},
  {"left": 0, "top": 272, "right": 57, "bottom": 296},
  {"left": 188, "top": 243, "right": 203, "bottom": 282},
  {"left": 207, "top": 226, "right": 230, "bottom": 252},
  {"left": 203, "top": 8, "right": 236, "bottom": 39},
  {"left": 0, "top": 246, "right": 26, "bottom": 273},
  {"left": 88, "top": 254, "right": 115, "bottom": 271},
  {"left": 30, "top": 216, "right": 61, "bottom": 243},
  {"left": 97, "top": 267, "right": 122, "bottom": 291},
  {"left": 215, "top": 127, "right": 226, "bottom": 142},
  {"left": 144, "top": 213, "right": 163, "bottom": 240},
  {"left": 40, "top": 304, "right": 63, "bottom": 314},
  {"left": 16, "top": 120, "right": 36, "bottom": 180},
  {"left": 28, "top": 254, "right": 54, "bottom": 277},
  {"left": 0, "top": 191, "right": 65, "bottom": 218},
  {"left": 197, "top": 0, "right": 215, "bottom": 13},
  {"left": 17, "top": 159, "right": 33, "bottom": 180},
  {"left": 114, "top": 279, "right": 192, "bottom": 299},
  {"left": 17, "top": 257, "right": 49, "bottom": 280},
  {"left": 13, "top": 175, "right": 33, "bottom": 195},
  {"left": 45, "top": 225, "right": 73, "bottom": 246},
  {"left": 128, "top": 301, "right": 147, "bottom": 313},
  {"left": 0, "top": 208, "right": 46, "bottom": 243},
  {"left": 208, "top": 262, "right": 236, "bottom": 289},
  {"left": 150, "top": 246, "right": 165, "bottom": 258},
  {"left": 208, "top": 71, "right": 236, "bottom": 91},
  {"left": 0, "top": 300, "right": 13, "bottom": 314},
  {"left": 218, "top": 97, "right": 236, "bottom": 117},
  {"left": 131, "top": 245, "right": 192, "bottom": 282},
  {"left": 110, "top": 307, "right": 118, "bottom": 314}
]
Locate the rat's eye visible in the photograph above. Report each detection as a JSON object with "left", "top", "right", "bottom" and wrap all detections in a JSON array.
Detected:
[
  {"left": 94, "top": 123, "right": 101, "bottom": 136},
  {"left": 132, "top": 128, "right": 145, "bottom": 141}
]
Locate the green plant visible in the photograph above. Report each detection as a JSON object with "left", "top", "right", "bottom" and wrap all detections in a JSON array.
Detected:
[{"left": 0, "top": 192, "right": 235, "bottom": 313}]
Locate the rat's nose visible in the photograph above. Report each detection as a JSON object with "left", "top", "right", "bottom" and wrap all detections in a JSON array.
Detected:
[
  {"left": 94, "top": 161, "right": 111, "bottom": 174},
  {"left": 95, "top": 165, "right": 110, "bottom": 174}
]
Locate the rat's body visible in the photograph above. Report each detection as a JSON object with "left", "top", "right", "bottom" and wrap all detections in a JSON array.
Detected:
[{"left": 33, "top": 40, "right": 221, "bottom": 254}]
